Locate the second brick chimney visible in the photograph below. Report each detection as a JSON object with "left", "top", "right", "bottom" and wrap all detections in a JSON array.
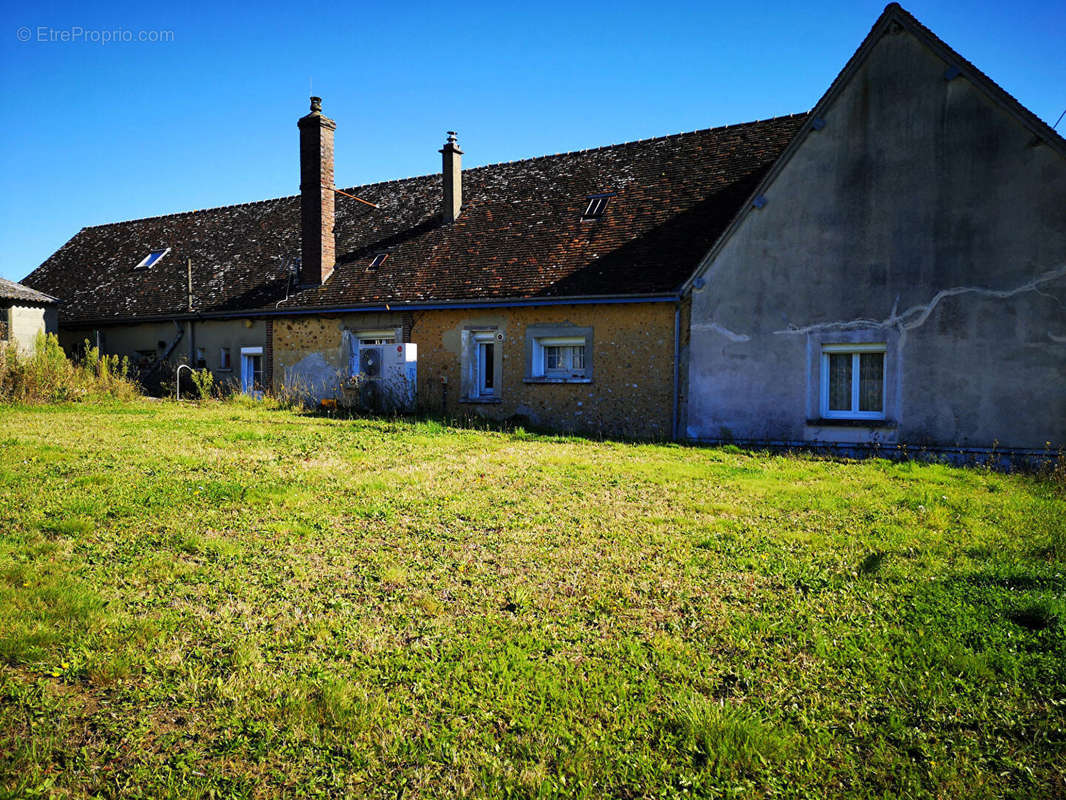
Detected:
[
  {"left": 440, "top": 131, "right": 463, "bottom": 223},
  {"left": 298, "top": 96, "right": 336, "bottom": 285}
]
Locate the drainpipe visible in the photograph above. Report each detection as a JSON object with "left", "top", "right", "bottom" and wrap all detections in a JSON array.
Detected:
[
  {"left": 672, "top": 301, "right": 681, "bottom": 441},
  {"left": 186, "top": 257, "right": 196, "bottom": 365}
]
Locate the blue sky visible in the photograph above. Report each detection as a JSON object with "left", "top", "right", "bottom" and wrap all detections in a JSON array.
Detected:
[{"left": 1, "top": 0, "right": 1063, "bottom": 282}]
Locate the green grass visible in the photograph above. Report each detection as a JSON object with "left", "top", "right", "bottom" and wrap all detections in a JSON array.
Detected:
[{"left": 0, "top": 401, "right": 1063, "bottom": 799}]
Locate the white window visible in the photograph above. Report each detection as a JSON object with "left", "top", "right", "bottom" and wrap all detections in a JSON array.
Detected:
[
  {"left": 219, "top": 347, "right": 232, "bottom": 370},
  {"left": 357, "top": 330, "right": 396, "bottom": 347},
  {"left": 195, "top": 347, "right": 206, "bottom": 368},
  {"left": 540, "top": 337, "right": 587, "bottom": 378},
  {"left": 527, "top": 327, "right": 593, "bottom": 382},
  {"left": 820, "top": 344, "right": 885, "bottom": 420}
]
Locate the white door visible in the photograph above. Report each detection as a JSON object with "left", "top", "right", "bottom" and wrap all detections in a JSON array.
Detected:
[{"left": 240, "top": 347, "right": 263, "bottom": 396}]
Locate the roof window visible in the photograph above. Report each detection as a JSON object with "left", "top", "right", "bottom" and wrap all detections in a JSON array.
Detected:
[
  {"left": 367, "top": 253, "right": 389, "bottom": 271},
  {"left": 582, "top": 193, "right": 615, "bottom": 219},
  {"left": 134, "top": 248, "right": 170, "bottom": 270}
]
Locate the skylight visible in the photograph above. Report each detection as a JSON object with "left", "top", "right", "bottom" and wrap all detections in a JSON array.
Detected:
[
  {"left": 582, "top": 193, "right": 614, "bottom": 219},
  {"left": 368, "top": 253, "right": 388, "bottom": 271},
  {"left": 134, "top": 248, "right": 171, "bottom": 270}
]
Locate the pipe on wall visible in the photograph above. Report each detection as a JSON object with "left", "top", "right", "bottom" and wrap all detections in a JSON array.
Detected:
[{"left": 672, "top": 301, "right": 681, "bottom": 441}]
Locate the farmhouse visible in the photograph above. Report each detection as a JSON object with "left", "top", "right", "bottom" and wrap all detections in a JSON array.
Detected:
[
  {"left": 0, "top": 278, "right": 58, "bottom": 355},
  {"left": 19, "top": 4, "right": 1066, "bottom": 451}
]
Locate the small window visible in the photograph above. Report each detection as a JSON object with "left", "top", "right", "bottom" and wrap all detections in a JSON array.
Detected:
[
  {"left": 219, "top": 347, "right": 232, "bottom": 370},
  {"left": 820, "top": 344, "right": 885, "bottom": 420},
  {"left": 544, "top": 340, "right": 586, "bottom": 375},
  {"left": 195, "top": 347, "right": 207, "bottom": 368},
  {"left": 357, "top": 330, "right": 396, "bottom": 347},
  {"left": 526, "top": 327, "right": 593, "bottom": 382},
  {"left": 135, "top": 248, "right": 171, "bottom": 270},
  {"left": 582, "top": 196, "right": 610, "bottom": 219},
  {"left": 367, "top": 253, "right": 388, "bottom": 271}
]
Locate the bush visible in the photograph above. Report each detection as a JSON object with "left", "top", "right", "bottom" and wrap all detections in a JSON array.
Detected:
[
  {"left": 0, "top": 333, "right": 140, "bottom": 404},
  {"left": 190, "top": 368, "right": 215, "bottom": 401}
]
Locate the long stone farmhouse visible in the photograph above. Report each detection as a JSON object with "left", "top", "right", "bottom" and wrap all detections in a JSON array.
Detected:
[{"left": 20, "top": 4, "right": 1066, "bottom": 454}]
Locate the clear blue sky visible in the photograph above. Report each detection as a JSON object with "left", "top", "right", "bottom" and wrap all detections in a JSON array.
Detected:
[{"left": 1, "top": 0, "right": 1063, "bottom": 282}]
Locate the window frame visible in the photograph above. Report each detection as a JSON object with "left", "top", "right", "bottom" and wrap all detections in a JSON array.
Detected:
[
  {"left": 819, "top": 343, "right": 886, "bottom": 421},
  {"left": 240, "top": 346, "right": 264, "bottom": 395},
  {"left": 367, "top": 253, "right": 388, "bottom": 271},
  {"left": 525, "top": 325, "right": 594, "bottom": 384},
  {"left": 219, "top": 347, "right": 232, "bottom": 371},
  {"left": 581, "top": 192, "right": 615, "bottom": 220},
  {"left": 134, "top": 247, "right": 171, "bottom": 270},
  {"left": 461, "top": 327, "right": 503, "bottom": 403},
  {"left": 356, "top": 329, "right": 397, "bottom": 347}
]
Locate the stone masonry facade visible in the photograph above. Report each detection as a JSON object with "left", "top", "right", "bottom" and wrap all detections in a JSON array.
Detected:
[{"left": 272, "top": 302, "right": 678, "bottom": 438}]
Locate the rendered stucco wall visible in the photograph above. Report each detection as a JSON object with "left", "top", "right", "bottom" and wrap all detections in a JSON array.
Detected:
[
  {"left": 686, "top": 26, "right": 1066, "bottom": 450},
  {"left": 61, "top": 319, "right": 267, "bottom": 391},
  {"left": 5, "top": 304, "right": 56, "bottom": 355},
  {"left": 273, "top": 303, "right": 677, "bottom": 438}
]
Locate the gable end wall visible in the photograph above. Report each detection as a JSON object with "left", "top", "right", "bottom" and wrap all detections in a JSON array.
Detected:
[{"left": 686, "top": 26, "right": 1066, "bottom": 450}]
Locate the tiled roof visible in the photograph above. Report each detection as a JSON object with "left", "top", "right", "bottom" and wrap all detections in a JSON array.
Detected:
[
  {"left": 20, "top": 115, "right": 806, "bottom": 324},
  {"left": 0, "top": 277, "right": 57, "bottom": 305}
]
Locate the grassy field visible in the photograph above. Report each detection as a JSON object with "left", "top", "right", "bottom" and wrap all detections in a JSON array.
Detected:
[{"left": 0, "top": 401, "right": 1063, "bottom": 799}]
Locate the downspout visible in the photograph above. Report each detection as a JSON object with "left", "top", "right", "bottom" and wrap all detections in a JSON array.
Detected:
[
  {"left": 672, "top": 301, "right": 681, "bottom": 441},
  {"left": 186, "top": 257, "right": 196, "bottom": 365}
]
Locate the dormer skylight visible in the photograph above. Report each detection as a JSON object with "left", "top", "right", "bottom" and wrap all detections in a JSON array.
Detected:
[
  {"left": 134, "top": 248, "right": 170, "bottom": 270},
  {"left": 582, "top": 193, "right": 615, "bottom": 220},
  {"left": 367, "top": 253, "right": 388, "bottom": 271}
]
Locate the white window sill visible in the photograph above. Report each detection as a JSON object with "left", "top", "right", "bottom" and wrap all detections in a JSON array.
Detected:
[
  {"left": 523, "top": 377, "right": 592, "bottom": 384},
  {"left": 807, "top": 418, "right": 895, "bottom": 428}
]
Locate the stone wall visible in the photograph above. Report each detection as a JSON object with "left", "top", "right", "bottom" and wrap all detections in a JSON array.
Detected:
[{"left": 272, "top": 302, "right": 678, "bottom": 438}]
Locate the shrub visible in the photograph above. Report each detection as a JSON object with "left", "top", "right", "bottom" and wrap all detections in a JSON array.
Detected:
[
  {"left": 190, "top": 368, "right": 215, "bottom": 401},
  {"left": 0, "top": 333, "right": 140, "bottom": 404}
]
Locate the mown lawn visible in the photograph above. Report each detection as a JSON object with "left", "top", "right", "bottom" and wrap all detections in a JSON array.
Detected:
[{"left": 0, "top": 401, "right": 1063, "bottom": 799}]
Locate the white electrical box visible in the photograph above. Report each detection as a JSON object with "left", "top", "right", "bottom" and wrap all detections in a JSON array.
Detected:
[{"left": 356, "top": 343, "right": 417, "bottom": 412}]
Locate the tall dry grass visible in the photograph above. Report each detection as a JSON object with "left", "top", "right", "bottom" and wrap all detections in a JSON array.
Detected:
[{"left": 0, "top": 332, "right": 140, "bottom": 404}]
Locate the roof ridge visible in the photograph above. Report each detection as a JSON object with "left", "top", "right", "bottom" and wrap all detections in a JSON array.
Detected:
[
  {"left": 78, "top": 113, "right": 808, "bottom": 231},
  {"left": 461, "top": 113, "right": 810, "bottom": 174}
]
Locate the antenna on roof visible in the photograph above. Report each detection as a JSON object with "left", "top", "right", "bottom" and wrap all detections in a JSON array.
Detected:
[
  {"left": 334, "top": 187, "right": 379, "bottom": 208},
  {"left": 1054, "top": 107, "right": 1065, "bottom": 131}
]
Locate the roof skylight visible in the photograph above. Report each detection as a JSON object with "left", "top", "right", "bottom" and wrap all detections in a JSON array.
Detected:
[
  {"left": 134, "top": 248, "right": 171, "bottom": 270},
  {"left": 368, "top": 253, "right": 388, "bottom": 271},
  {"left": 582, "top": 193, "right": 614, "bottom": 219}
]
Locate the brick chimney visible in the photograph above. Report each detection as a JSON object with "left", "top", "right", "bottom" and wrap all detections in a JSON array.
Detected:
[
  {"left": 298, "top": 96, "right": 336, "bottom": 285},
  {"left": 440, "top": 131, "right": 463, "bottom": 223}
]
